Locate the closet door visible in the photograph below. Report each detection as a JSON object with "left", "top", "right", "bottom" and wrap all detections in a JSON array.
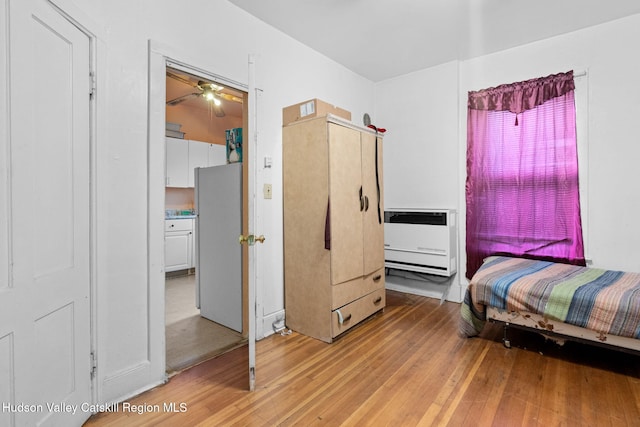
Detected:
[
  {"left": 3, "top": 1, "right": 93, "bottom": 425},
  {"left": 362, "top": 132, "right": 385, "bottom": 275},
  {"left": 328, "top": 123, "right": 363, "bottom": 285}
]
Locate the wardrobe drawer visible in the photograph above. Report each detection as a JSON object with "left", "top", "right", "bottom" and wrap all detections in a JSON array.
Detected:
[
  {"left": 364, "top": 268, "right": 385, "bottom": 291},
  {"left": 331, "top": 288, "right": 385, "bottom": 338},
  {"left": 332, "top": 268, "right": 385, "bottom": 310}
]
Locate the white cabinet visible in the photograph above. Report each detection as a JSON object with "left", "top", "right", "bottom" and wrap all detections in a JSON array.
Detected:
[
  {"left": 166, "top": 137, "right": 227, "bottom": 188},
  {"left": 188, "top": 141, "right": 210, "bottom": 187},
  {"left": 165, "top": 219, "right": 193, "bottom": 272},
  {"left": 166, "top": 138, "right": 189, "bottom": 187},
  {"left": 208, "top": 143, "right": 227, "bottom": 167}
]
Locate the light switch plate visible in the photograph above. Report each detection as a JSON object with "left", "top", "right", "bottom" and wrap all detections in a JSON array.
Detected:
[{"left": 264, "top": 183, "right": 272, "bottom": 199}]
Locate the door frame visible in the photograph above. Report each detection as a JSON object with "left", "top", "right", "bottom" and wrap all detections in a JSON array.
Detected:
[{"left": 148, "top": 40, "right": 257, "bottom": 387}]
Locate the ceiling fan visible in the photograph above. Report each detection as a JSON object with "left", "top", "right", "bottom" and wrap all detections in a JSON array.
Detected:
[{"left": 166, "top": 71, "right": 243, "bottom": 117}]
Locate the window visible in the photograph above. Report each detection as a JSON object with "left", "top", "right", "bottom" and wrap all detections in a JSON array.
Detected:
[{"left": 466, "top": 71, "right": 585, "bottom": 279}]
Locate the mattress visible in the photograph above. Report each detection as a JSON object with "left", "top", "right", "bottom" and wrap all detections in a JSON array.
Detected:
[{"left": 459, "top": 256, "right": 640, "bottom": 341}]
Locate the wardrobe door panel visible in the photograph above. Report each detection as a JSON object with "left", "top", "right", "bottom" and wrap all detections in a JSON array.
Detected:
[
  {"left": 328, "top": 123, "right": 363, "bottom": 285},
  {"left": 362, "top": 133, "right": 385, "bottom": 275}
]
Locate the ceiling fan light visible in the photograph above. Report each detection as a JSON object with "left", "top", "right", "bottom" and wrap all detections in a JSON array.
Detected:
[
  {"left": 204, "top": 90, "right": 215, "bottom": 101},
  {"left": 213, "top": 97, "right": 221, "bottom": 106}
]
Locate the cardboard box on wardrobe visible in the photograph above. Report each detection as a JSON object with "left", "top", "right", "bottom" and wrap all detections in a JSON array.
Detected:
[{"left": 283, "top": 99, "right": 352, "bottom": 126}]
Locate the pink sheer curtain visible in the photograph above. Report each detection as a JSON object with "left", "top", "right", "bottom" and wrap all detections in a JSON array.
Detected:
[{"left": 466, "top": 71, "right": 585, "bottom": 279}]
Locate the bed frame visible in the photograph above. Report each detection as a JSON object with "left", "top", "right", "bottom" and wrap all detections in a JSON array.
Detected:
[{"left": 487, "top": 307, "right": 640, "bottom": 354}]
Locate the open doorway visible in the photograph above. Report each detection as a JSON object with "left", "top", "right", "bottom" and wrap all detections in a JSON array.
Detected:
[{"left": 164, "top": 66, "right": 249, "bottom": 375}]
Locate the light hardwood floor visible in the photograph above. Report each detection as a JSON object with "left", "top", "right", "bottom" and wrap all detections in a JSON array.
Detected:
[
  {"left": 165, "top": 275, "right": 245, "bottom": 374},
  {"left": 85, "top": 290, "right": 640, "bottom": 426}
]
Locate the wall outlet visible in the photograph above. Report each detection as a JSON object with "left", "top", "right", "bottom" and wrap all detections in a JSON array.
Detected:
[{"left": 264, "top": 183, "right": 272, "bottom": 199}]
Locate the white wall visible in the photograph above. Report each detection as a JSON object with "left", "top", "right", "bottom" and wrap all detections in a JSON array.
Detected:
[
  {"left": 375, "top": 61, "right": 460, "bottom": 210},
  {"left": 374, "top": 14, "right": 640, "bottom": 302},
  {"left": 40, "top": 0, "right": 640, "bottom": 406},
  {"left": 373, "top": 62, "right": 461, "bottom": 302},
  {"left": 56, "top": 0, "right": 375, "bottom": 404},
  {"left": 460, "top": 13, "right": 640, "bottom": 279}
]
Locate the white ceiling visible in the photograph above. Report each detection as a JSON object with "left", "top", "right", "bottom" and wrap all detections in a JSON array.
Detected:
[{"left": 230, "top": 0, "right": 640, "bottom": 82}]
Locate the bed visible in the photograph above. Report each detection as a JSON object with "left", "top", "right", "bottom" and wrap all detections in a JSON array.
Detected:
[{"left": 459, "top": 256, "right": 640, "bottom": 353}]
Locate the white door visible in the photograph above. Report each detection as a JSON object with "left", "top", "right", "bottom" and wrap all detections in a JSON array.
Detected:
[
  {"left": 195, "top": 164, "right": 243, "bottom": 332},
  {"left": 0, "top": 0, "right": 93, "bottom": 426}
]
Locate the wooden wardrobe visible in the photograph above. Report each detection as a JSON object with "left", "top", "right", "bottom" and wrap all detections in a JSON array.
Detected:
[{"left": 283, "top": 114, "right": 385, "bottom": 343}]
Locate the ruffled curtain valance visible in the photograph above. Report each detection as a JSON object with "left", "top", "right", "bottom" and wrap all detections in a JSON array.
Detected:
[{"left": 468, "top": 70, "right": 575, "bottom": 114}]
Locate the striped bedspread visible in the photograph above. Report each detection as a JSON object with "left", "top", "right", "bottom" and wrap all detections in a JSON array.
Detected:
[{"left": 459, "top": 256, "right": 640, "bottom": 339}]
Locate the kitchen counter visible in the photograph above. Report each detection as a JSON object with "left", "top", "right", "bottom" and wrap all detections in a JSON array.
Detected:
[{"left": 166, "top": 215, "right": 196, "bottom": 220}]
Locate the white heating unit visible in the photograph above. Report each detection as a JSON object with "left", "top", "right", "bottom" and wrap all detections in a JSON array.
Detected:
[{"left": 384, "top": 209, "right": 457, "bottom": 277}]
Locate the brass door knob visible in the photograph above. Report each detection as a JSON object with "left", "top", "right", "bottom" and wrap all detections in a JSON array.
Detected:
[
  {"left": 239, "top": 234, "right": 266, "bottom": 245},
  {"left": 239, "top": 234, "right": 254, "bottom": 245}
]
